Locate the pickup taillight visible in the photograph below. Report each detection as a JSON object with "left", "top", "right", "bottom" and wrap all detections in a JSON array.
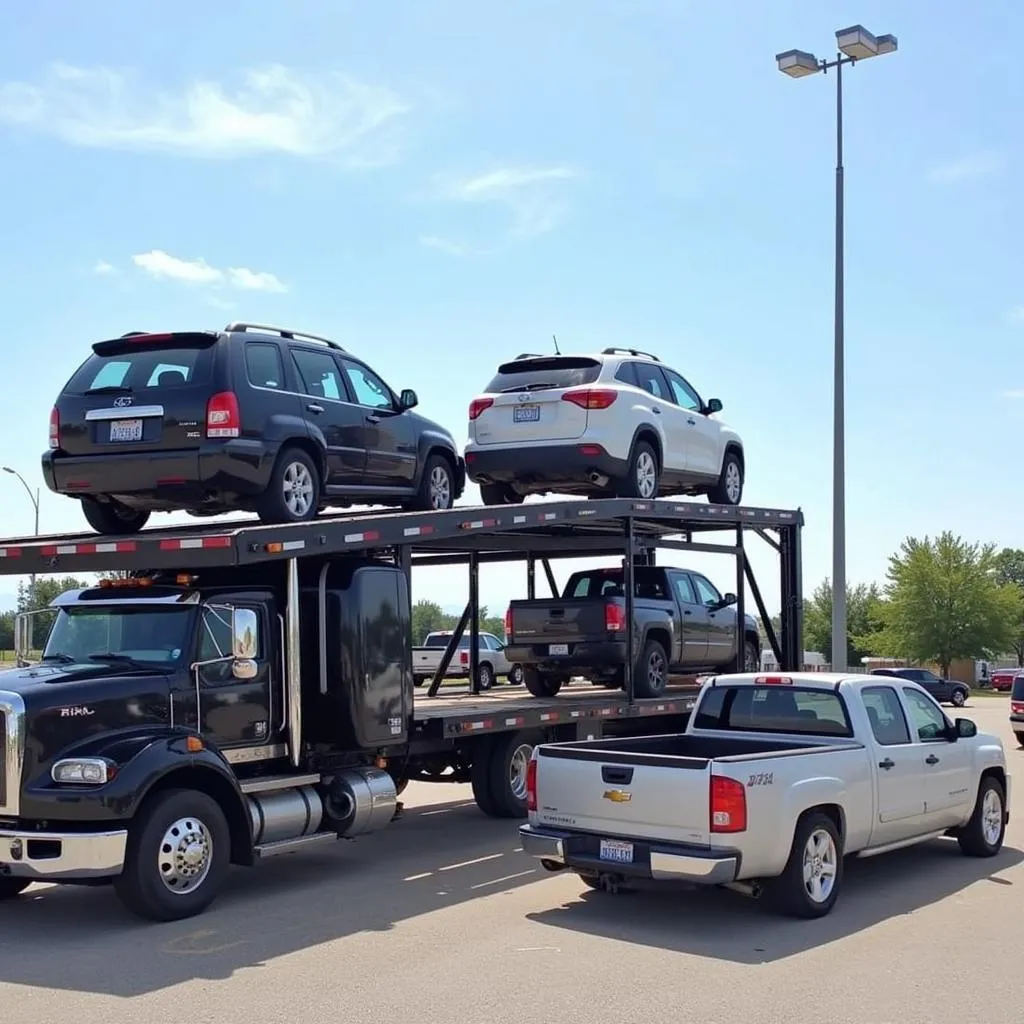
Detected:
[
  {"left": 1011, "top": 701, "right": 1024, "bottom": 714},
  {"left": 504, "top": 605, "right": 513, "bottom": 637},
  {"left": 710, "top": 776, "right": 747, "bottom": 833},
  {"left": 526, "top": 757, "right": 538, "bottom": 812},
  {"left": 459, "top": 651, "right": 469, "bottom": 666},
  {"left": 605, "top": 602, "right": 626, "bottom": 631}
]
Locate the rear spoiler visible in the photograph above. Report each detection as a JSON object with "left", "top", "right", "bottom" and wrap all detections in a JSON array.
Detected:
[{"left": 92, "top": 331, "right": 220, "bottom": 356}]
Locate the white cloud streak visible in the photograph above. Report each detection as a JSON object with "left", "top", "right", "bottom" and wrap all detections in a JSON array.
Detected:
[
  {"left": 0, "top": 63, "right": 412, "bottom": 165},
  {"left": 131, "top": 250, "right": 288, "bottom": 293},
  {"left": 927, "top": 151, "right": 1003, "bottom": 184},
  {"left": 93, "top": 259, "right": 115, "bottom": 275},
  {"left": 433, "top": 165, "right": 579, "bottom": 241}
]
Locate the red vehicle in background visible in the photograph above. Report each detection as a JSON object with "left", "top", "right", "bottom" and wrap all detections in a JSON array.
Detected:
[{"left": 991, "top": 667, "right": 1019, "bottom": 692}]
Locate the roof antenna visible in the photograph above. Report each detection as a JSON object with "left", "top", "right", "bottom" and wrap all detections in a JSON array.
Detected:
[{"left": 552, "top": 333, "right": 561, "bottom": 355}]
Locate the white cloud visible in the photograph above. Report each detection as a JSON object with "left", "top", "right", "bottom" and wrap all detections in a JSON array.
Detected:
[
  {"left": 927, "top": 151, "right": 1003, "bottom": 183},
  {"left": 433, "top": 165, "right": 579, "bottom": 240},
  {"left": 93, "top": 259, "right": 115, "bottom": 275},
  {"left": 131, "top": 249, "right": 287, "bottom": 293},
  {"left": 418, "top": 235, "right": 485, "bottom": 258},
  {"left": 0, "top": 63, "right": 412, "bottom": 165}
]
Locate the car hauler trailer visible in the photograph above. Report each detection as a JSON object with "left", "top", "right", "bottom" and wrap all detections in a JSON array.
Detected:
[{"left": 0, "top": 497, "right": 802, "bottom": 921}]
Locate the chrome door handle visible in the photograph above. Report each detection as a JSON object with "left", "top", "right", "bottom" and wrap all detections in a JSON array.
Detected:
[
  {"left": 307, "top": 403, "right": 324, "bottom": 414},
  {"left": 366, "top": 414, "right": 380, "bottom": 424},
  {"left": 925, "top": 754, "right": 940, "bottom": 765}
]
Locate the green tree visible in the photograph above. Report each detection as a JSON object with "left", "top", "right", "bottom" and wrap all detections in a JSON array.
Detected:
[
  {"left": 867, "top": 533, "right": 1017, "bottom": 677},
  {"left": 994, "top": 548, "right": 1024, "bottom": 665},
  {"left": 17, "top": 576, "right": 93, "bottom": 612},
  {"left": 0, "top": 610, "right": 13, "bottom": 651},
  {"left": 411, "top": 599, "right": 453, "bottom": 644},
  {"left": 803, "top": 579, "right": 886, "bottom": 667}
]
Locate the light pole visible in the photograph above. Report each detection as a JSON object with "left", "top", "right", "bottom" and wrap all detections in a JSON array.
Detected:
[
  {"left": 3, "top": 466, "right": 40, "bottom": 591},
  {"left": 775, "top": 26, "right": 897, "bottom": 671}
]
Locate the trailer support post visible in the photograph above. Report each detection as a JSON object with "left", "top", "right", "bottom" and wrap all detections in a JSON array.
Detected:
[
  {"left": 623, "top": 516, "right": 636, "bottom": 705},
  {"left": 779, "top": 522, "right": 804, "bottom": 671},
  {"left": 735, "top": 526, "right": 747, "bottom": 671},
  {"left": 285, "top": 557, "right": 303, "bottom": 768},
  {"left": 468, "top": 551, "right": 480, "bottom": 694}
]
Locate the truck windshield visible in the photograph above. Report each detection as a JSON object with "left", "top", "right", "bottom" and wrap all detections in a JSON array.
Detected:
[
  {"left": 43, "top": 606, "right": 192, "bottom": 666},
  {"left": 694, "top": 685, "right": 853, "bottom": 737}
]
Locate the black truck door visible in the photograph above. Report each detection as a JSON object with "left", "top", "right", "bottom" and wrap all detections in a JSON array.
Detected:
[
  {"left": 665, "top": 570, "right": 710, "bottom": 665},
  {"left": 183, "top": 599, "right": 278, "bottom": 752}
]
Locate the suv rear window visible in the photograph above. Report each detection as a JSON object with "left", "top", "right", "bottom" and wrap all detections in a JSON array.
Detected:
[
  {"left": 1011, "top": 677, "right": 1024, "bottom": 700},
  {"left": 484, "top": 356, "right": 601, "bottom": 393},
  {"left": 64, "top": 345, "right": 213, "bottom": 395},
  {"left": 694, "top": 685, "right": 853, "bottom": 737}
]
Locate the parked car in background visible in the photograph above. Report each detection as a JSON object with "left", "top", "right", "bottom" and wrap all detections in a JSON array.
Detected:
[
  {"left": 43, "top": 322, "right": 464, "bottom": 534},
  {"left": 464, "top": 348, "right": 745, "bottom": 505},
  {"left": 990, "top": 667, "right": 1019, "bottom": 692},
  {"left": 412, "top": 630, "right": 524, "bottom": 690},
  {"left": 869, "top": 667, "right": 970, "bottom": 708},
  {"left": 1010, "top": 675, "right": 1024, "bottom": 747}
]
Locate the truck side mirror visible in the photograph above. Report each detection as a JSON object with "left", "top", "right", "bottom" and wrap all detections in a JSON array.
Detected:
[
  {"left": 719, "top": 592, "right": 738, "bottom": 609},
  {"left": 399, "top": 388, "right": 419, "bottom": 410},
  {"left": 954, "top": 718, "right": 977, "bottom": 739},
  {"left": 231, "top": 607, "right": 259, "bottom": 680}
]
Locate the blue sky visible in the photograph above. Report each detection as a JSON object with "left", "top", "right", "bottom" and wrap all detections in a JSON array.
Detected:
[{"left": 0, "top": 0, "right": 1020, "bottom": 622}]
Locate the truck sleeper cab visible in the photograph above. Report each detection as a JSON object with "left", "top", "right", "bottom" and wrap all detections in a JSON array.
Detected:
[{"left": 0, "top": 559, "right": 411, "bottom": 922}]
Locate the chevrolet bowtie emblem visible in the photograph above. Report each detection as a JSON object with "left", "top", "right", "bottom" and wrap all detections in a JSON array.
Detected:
[{"left": 603, "top": 789, "right": 631, "bottom": 803}]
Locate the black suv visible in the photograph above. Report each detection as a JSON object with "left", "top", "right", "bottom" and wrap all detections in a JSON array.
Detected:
[
  {"left": 42, "top": 322, "right": 465, "bottom": 534},
  {"left": 869, "top": 667, "right": 970, "bottom": 708}
]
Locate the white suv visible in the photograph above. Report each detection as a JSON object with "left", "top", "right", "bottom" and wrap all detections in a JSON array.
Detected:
[{"left": 464, "top": 348, "right": 745, "bottom": 505}]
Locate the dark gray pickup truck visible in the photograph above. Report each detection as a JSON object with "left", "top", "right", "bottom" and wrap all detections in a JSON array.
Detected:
[{"left": 505, "top": 566, "right": 761, "bottom": 699}]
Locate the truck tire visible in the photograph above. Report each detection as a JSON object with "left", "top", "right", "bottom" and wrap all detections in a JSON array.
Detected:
[
  {"left": 734, "top": 638, "right": 760, "bottom": 673},
  {"left": 632, "top": 637, "right": 668, "bottom": 699},
  {"left": 470, "top": 742, "right": 502, "bottom": 817},
  {"left": 474, "top": 730, "right": 544, "bottom": 819},
  {"left": 113, "top": 788, "right": 232, "bottom": 922},
  {"left": 507, "top": 664, "right": 524, "bottom": 686},
  {"left": 406, "top": 453, "right": 456, "bottom": 512},
  {"left": 523, "top": 667, "right": 563, "bottom": 698},
  {"left": 708, "top": 450, "right": 744, "bottom": 505},
  {"left": 616, "top": 440, "right": 660, "bottom": 500},
  {"left": 81, "top": 497, "right": 151, "bottom": 535},
  {"left": 480, "top": 482, "right": 524, "bottom": 506},
  {"left": 764, "top": 811, "right": 843, "bottom": 919},
  {"left": 413, "top": 676, "right": 427, "bottom": 687},
  {"left": 1015, "top": 732, "right": 1024, "bottom": 748},
  {"left": 956, "top": 776, "right": 1006, "bottom": 857},
  {"left": 257, "top": 446, "right": 322, "bottom": 524},
  {"left": 0, "top": 878, "right": 31, "bottom": 900},
  {"left": 476, "top": 662, "right": 495, "bottom": 691},
  {"left": 950, "top": 687, "right": 967, "bottom": 708}
]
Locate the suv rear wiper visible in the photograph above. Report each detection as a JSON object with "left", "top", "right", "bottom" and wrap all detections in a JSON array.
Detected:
[
  {"left": 500, "top": 382, "right": 555, "bottom": 393},
  {"left": 84, "top": 385, "right": 132, "bottom": 395}
]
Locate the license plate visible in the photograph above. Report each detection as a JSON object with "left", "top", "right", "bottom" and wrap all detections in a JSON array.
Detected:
[
  {"left": 599, "top": 839, "right": 634, "bottom": 864},
  {"left": 548, "top": 643, "right": 569, "bottom": 656},
  {"left": 513, "top": 404, "right": 540, "bottom": 423},
  {"left": 109, "top": 419, "right": 143, "bottom": 442}
]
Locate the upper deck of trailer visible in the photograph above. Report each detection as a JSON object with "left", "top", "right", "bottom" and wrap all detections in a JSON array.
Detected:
[{"left": 0, "top": 498, "right": 803, "bottom": 575}]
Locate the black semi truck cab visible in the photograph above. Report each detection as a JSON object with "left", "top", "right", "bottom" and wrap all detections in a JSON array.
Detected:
[{"left": 1, "top": 557, "right": 411, "bottom": 921}]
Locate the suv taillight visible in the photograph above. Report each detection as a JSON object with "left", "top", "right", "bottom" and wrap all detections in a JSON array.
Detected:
[
  {"left": 49, "top": 407, "right": 60, "bottom": 449},
  {"left": 206, "top": 391, "right": 240, "bottom": 439},
  {"left": 526, "top": 757, "right": 537, "bottom": 812},
  {"left": 710, "top": 776, "right": 747, "bottom": 833},
  {"left": 469, "top": 397, "right": 494, "bottom": 420},
  {"left": 605, "top": 602, "right": 625, "bottom": 631},
  {"left": 562, "top": 388, "right": 617, "bottom": 410},
  {"left": 504, "top": 605, "right": 513, "bottom": 637}
]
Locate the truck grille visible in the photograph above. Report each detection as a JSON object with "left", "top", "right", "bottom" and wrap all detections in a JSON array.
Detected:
[{"left": 0, "top": 692, "right": 26, "bottom": 818}]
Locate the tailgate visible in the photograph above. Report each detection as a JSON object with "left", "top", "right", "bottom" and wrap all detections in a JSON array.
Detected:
[
  {"left": 509, "top": 598, "right": 611, "bottom": 645},
  {"left": 54, "top": 332, "right": 219, "bottom": 457},
  {"left": 534, "top": 747, "right": 711, "bottom": 845},
  {"left": 472, "top": 391, "right": 588, "bottom": 445}
]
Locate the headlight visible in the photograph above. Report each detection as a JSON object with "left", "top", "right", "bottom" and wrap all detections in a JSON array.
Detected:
[{"left": 51, "top": 758, "right": 116, "bottom": 785}]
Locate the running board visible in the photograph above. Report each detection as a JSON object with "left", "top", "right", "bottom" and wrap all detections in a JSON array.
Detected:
[
  {"left": 254, "top": 833, "right": 339, "bottom": 859},
  {"left": 240, "top": 773, "right": 321, "bottom": 794},
  {"left": 855, "top": 830, "right": 946, "bottom": 858}
]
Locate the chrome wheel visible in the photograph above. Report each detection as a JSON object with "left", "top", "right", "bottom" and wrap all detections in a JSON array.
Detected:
[
  {"left": 802, "top": 828, "right": 838, "bottom": 904},
  {"left": 982, "top": 787, "right": 1003, "bottom": 846},
  {"left": 509, "top": 743, "right": 533, "bottom": 801},
  {"left": 282, "top": 461, "right": 315, "bottom": 517},
  {"left": 508, "top": 664, "right": 524, "bottom": 686},
  {"left": 647, "top": 648, "right": 666, "bottom": 689},
  {"left": 951, "top": 689, "right": 966, "bottom": 707},
  {"left": 477, "top": 663, "right": 494, "bottom": 690},
  {"left": 724, "top": 459, "right": 742, "bottom": 503},
  {"left": 158, "top": 816, "right": 213, "bottom": 895},
  {"left": 429, "top": 464, "right": 452, "bottom": 509},
  {"left": 635, "top": 450, "right": 657, "bottom": 498}
]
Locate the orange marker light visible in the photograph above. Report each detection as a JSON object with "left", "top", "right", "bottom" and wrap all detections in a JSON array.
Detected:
[{"left": 186, "top": 735, "right": 205, "bottom": 752}]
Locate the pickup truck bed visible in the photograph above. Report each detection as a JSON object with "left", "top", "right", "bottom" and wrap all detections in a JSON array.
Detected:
[{"left": 520, "top": 671, "right": 1010, "bottom": 919}]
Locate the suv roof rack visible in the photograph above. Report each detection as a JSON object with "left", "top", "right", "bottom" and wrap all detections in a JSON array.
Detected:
[
  {"left": 224, "top": 322, "right": 345, "bottom": 352},
  {"left": 601, "top": 346, "right": 660, "bottom": 362}
]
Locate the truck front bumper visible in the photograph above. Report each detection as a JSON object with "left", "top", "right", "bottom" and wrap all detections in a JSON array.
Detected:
[
  {"left": 0, "top": 828, "right": 127, "bottom": 881},
  {"left": 520, "top": 824, "right": 739, "bottom": 886}
]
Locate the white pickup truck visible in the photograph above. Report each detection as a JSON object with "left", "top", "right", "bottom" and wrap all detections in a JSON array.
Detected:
[
  {"left": 412, "top": 630, "right": 524, "bottom": 690},
  {"left": 520, "top": 672, "right": 1009, "bottom": 918}
]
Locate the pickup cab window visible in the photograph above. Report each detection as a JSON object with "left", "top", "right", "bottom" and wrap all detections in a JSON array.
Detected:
[
  {"left": 563, "top": 568, "right": 666, "bottom": 599},
  {"left": 691, "top": 574, "right": 722, "bottom": 607},
  {"left": 668, "top": 572, "right": 697, "bottom": 605},
  {"left": 862, "top": 685, "right": 911, "bottom": 745},
  {"left": 694, "top": 685, "right": 853, "bottom": 737},
  {"left": 901, "top": 687, "right": 949, "bottom": 740}
]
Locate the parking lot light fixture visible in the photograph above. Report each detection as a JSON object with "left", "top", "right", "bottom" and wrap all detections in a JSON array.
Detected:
[{"left": 775, "top": 49, "right": 822, "bottom": 78}]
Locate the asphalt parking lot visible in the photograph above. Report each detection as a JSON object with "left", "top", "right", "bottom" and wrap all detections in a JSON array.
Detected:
[{"left": 2, "top": 700, "right": 1022, "bottom": 1024}]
